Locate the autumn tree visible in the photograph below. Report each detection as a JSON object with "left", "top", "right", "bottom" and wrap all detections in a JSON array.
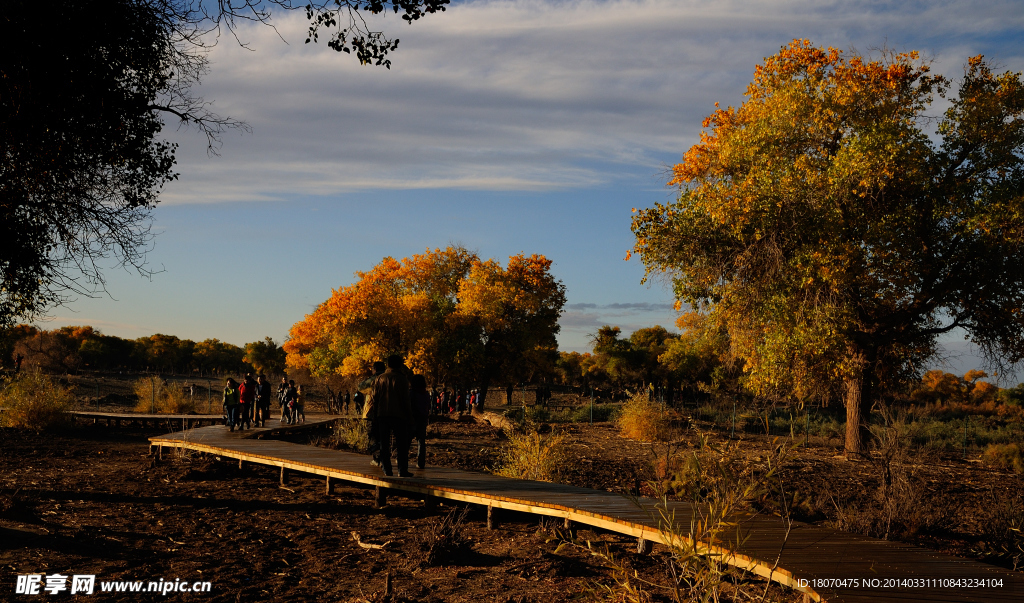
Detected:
[
  {"left": 456, "top": 253, "right": 566, "bottom": 408},
  {"left": 284, "top": 246, "right": 566, "bottom": 408},
  {"left": 243, "top": 337, "right": 287, "bottom": 375},
  {"left": 632, "top": 41, "right": 1024, "bottom": 457}
]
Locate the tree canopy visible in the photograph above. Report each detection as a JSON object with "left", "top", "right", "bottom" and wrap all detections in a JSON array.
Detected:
[
  {"left": 631, "top": 40, "right": 1024, "bottom": 456},
  {"left": 284, "top": 246, "right": 566, "bottom": 408},
  {"left": 0, "top": 0, "right": 449, "bottom": 328}
]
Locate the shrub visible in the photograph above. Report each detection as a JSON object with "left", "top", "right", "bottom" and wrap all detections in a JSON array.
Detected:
[
  {"left": 0, "top": 371, "right": 75, "bottom": 430},
  {"left": 327, "top": 419, "right": 370, "bottom": 452},
  {"left": 983, "top": 443, "right": 1024, "bottom": 474},
  {"left": 493, "top": 424, "right": 566, "bottom": 482},
  {"left": 616, "top": 391, "right": 668, "bottom": 441},
  {"left": 569, "top": 403, "right": 616, "bottom": 423},
  {"left": 133, "top": 376, "right": 198, "bottom": 414}
]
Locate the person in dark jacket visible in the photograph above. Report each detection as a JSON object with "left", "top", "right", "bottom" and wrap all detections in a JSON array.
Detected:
[
  {"left": 373, "top": 355, "right": 412, "bottom": 477},
  {"left": 410, "top": 374, "right": 430, "bottom": 470},
  {"left": 360, "top": 361, "right": 386, "bottom": 467},
  {"left": 254, "top": 374, "right": 272, "bottom": 427}
]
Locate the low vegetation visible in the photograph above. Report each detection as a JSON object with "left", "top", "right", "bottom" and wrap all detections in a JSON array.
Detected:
[
  {"left": 617, "top": 390, "right": 672, "bottom": 442},
  {"left": 132, "top": 376, "right": 199, "bottom": 414},
  {"left": 493, "top": 423, "right": 567, "bottom": 482},
  {"left": 0, "top": 371, "right": 75, "bottom": 430}
]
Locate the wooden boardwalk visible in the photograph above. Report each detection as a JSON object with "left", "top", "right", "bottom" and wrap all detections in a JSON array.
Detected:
[{"left": 149, "top": 417, "right": 1020, "bottom": 603}]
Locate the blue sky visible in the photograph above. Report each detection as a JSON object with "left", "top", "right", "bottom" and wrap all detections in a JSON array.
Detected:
[{"left": 43, "top": 0, "right": 1024, "bottom": 376}]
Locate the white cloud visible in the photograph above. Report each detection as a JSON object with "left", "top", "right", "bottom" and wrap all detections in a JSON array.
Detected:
[{"left": 159, "top": 0, "right": 1024, "bottom": 204}]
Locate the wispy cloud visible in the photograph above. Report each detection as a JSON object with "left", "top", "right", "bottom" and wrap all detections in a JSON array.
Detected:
[{"left": 160, "top": 0, "right": 1024, "bottom": 204}]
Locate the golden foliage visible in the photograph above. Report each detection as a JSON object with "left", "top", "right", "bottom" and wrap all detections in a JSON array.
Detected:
[
  {"left": 285, "top": 246, "right": 565, "bottom": 388},
  {"left": 632, "top": 40, "right": 1024, "bottom": 456}
]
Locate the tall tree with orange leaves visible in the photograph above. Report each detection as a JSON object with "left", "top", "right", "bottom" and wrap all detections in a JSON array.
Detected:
[
  {"left": 284, "top": 246, "right": 565, "bottom": 408},
  {"left": 632, "top": 40, "right": 1024, "bottom": 457}
]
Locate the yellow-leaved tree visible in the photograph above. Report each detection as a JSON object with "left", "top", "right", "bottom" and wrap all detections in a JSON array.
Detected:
[
  {"left": 632, "top": 40, "right": 1024, "bottom": 457},
  {"left": 284, "top": 246, "right": 565, "bottom": 409}
]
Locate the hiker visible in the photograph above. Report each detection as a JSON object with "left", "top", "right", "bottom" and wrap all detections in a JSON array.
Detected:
[
  {"left": 294, "top": 384, "right": 306, "bottom": 423},
  {"left": 222, "top": 378, "right": 240, "bottom": 432},
  {"left": 360, "top": 361, "right": 386, "bottom": 467},
  {"left": 255, "top": 374, "right": 272, "bottom": 427},
  {"left": 373, "top": 354, "right": 413, "bottom": 477},
  {"left": 284, "top": 380, "right": 298, "bottom": 425},
  {"left": 353, "top": 389, "right": 365, "bottom": 417},
  {"left": 278, "top": 377, "right": 292, "bottom": 424},
  {"left": 238, "top": 373, "right": 256, "bottom": 430},
  {"left": 410, "top": 374, "right": 430, "bottom": 470}
]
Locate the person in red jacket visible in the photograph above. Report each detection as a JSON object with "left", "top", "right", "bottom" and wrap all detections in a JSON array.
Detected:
[{"left": 238, "top": 373, "right": 257, "bottom": 430}]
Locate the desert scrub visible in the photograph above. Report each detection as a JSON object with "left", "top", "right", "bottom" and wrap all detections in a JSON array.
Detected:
[
  {"left": 617, "top": 391, "right": 669, "bottom": 441},
  {"left": 133, "top": 376, "right": 198, "bottom": 414},
  {"left": 983, "top": 443, "right": 1024, "bottom": 474},
  {"left": 325, "top": 419, "right": 370, "bottom": 452},
  {"left": 569, "top": 435, "right": 788, "bottom": 602},
  {"left": 493, "top": 423, "right": 567, "bottom": 482},
  {"left": 0, "top": 371, "right": 75, "bottom": 430}
]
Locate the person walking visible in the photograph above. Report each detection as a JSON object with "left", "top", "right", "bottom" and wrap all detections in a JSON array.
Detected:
[
  {"left": 255, "top": 374, "right": 272, "bottom": 427},
  {"left": 360, "top": 362, "right": 386, "bottom": 467},
  {"left": 294, "top": 384, "right": 306, "bottom": 423},
  {"left": 373, "top": 355, "right": 413, "bottom": 477},
  {"left": 278, "top": 377, "right": 292, "bottom": 424},
  {"left": 283, "top": 380, "right": 298, "bottom": 425},
  {"left": 410, "top": 374, "right": 430, "bottom": 470},
  {"left": 222, "top": 378, "right": 240, "bottom": 432},
  {"left": 238, "top": 373, "right": 256, "bottom": 430}
]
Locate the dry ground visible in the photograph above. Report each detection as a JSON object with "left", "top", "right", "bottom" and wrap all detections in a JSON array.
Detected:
[{"left": 1, "top": 392, "right": 1021, "bottom": 602}]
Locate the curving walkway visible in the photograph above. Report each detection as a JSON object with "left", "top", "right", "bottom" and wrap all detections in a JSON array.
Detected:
[{"left": 148, "top": 417, "right": 1020, "bottom": 603}]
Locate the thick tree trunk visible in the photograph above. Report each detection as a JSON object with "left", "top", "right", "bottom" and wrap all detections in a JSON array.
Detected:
[
  {"left": 474, "top": 373, "right": 493, "bottom": 413},
  {"left": 843, "top": 369, "right": 872, "bottom": 459}
]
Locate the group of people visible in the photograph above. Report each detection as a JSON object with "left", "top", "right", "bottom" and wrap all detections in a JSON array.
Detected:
[
  {"left": 221, "top": 373, "right": 305, "bottom": 431},
  {"left": 360, "top": 355, "right": 431, "bottom": 477}
]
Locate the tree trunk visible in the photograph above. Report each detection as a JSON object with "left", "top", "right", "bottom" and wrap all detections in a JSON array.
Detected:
[
  {"left": 843, "top": 369, "right": 872, "bottom": 459},
  {"left": 474, "top": 373, "right": 492, "bottom": 413}
]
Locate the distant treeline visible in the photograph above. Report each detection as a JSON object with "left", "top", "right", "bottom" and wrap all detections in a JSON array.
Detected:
[{"left": 1, "top": 325, "right": 285, "bottom": 377}]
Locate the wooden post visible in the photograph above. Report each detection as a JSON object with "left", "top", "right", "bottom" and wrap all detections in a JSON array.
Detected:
[
  {"left": 280, "top": 466, "right": 287, "bottom": 485},
  {"left": 325, "top": 476, "right": 332, "bottom": 495},
  {"left": 563, "top": 517, "right": 571, "bottom": 530},
  {"left": 158, "top": 445, "right": 163, "bottom": 461},
  {"left": 636, "top": 537, "right": 653, "bottom": 554},
  {"left": 375, "top": 486, "right": 387, "bottom": 508},
  {"left": 487, "top": 504, "right": 495, "bottom": 530},
  {"left": 238, "top": 459, "right": 244, "bottom": 470}
]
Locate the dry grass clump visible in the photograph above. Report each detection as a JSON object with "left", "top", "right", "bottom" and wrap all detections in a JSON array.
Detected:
[
  {"left": 133, "top": 376, "right": 198, "bottom": 414},
  {"left": 418, "top": 507, "right": 472, "bottom": 566},
  {"left": 983, "top": 443, "right": 1024, "bottom": 474},
  {"left": 493, "top": 424, "right": 567, "bottom": 482},
  {"left": 325, "top": 419, "right": 370, "bottom": 452},
  {"left": 0, "top": 371, "right": 75, "bottom": 430},
  {"left": 616, "top": 391, "right": 669, "bottom": 442},
  {"left": 566, "top": 434, "right": 788, "bottom": 603},
  {"left": 829, "top": 418, "right": 948, "bottom": 540}
]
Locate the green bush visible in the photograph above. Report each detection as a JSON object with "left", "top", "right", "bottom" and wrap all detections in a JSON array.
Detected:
[{"left": 0, "top": 371, "right": 75, "bottom": 431}]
